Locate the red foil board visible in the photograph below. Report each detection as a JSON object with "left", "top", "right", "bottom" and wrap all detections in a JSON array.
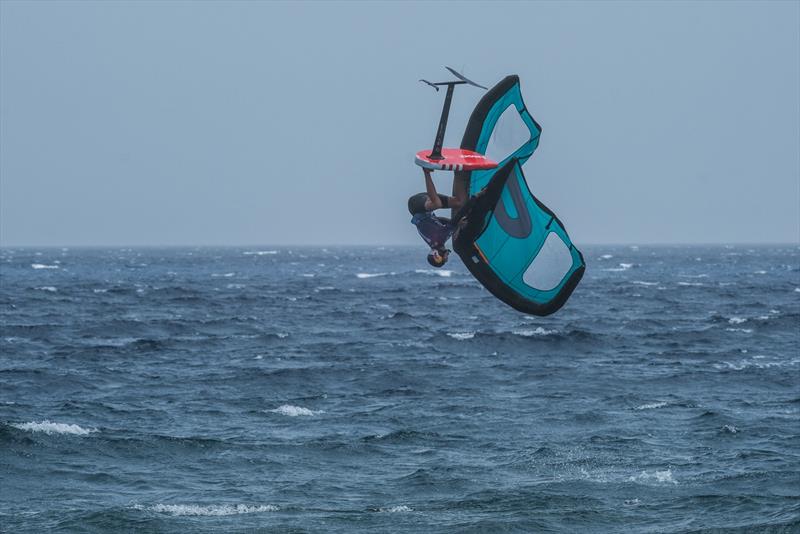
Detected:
[{"left": 415, "top": 148, "right": 498, "bottom": 171}]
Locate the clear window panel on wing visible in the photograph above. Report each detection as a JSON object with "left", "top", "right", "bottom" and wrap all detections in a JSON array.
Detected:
[{"left": 485, "top": 105, "right": 531, "bottom": 164}]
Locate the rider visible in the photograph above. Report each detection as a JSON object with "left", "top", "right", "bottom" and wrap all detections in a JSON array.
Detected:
[
  {"left": 409, "top": 163, "right": 514, "bottom": 267},
  {"left": 408, "top": 168, "right": 462, "bottom": 267}
]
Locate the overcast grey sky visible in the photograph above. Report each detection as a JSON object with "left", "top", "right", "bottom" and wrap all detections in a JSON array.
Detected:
[{"left": 1, "top": 0, "right": 798, "bottom": 246}]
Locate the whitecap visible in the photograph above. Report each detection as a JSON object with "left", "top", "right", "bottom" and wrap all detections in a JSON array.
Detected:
[
  {"left": 728, "top": 317, "right": 747, "bottom": 324},
  {"left": 243, "top": 250, "right": 278, "bottom": 256},
  {"left": 632, "top": 281, "right": 658, "bottom": 286},
  {"left": 268, "top": 404, "right": 323, "bottom": 417},
  {"left": 722, "top": 425, "right": 739, "bottom": 434},
  {"left": 35, "top": 286, "right": 57, "bottom": 292},
  {"left": 11, "top": 421, "right": 97, "bottom": 435},
  {"left": 754, "top": 270, "right": 767, "bottom": 275},
  {"left": 599, "top": 254, "right": 613, "bottom": 260},
  {"left": 302, "top": 273, "right": 315, "bottom": 277},
  {"left": 603, "top": 263, "right": 633, "bottom": 272},
  {"left": 628, "top": 469, "right": 677, "bottom": 485},
  {"left": 93, "top": 289, "right": 108, "bottom": 294},
  {"left": 447, "top": 332, "right": 475, "bottom": 340},
  {"left": 212, "top": 272, "right": 235, "bottom": 278},
  {"left": 677, "top": 282, "right": 703, "bottom": 287},
  {"left": 356, "top": 272, "right": 388, "bottom": 279},
  {"left": 512, "top": 327, "right": 557, "bottom": 337},
  {"left": 415, "top": 269, "right": 453, "bottom": 277},
  {"left": 634, "top": 401, "right": 668, "bottom": 410},
  {"left": 136, "top": 504, "right": 278, "bottom": 516},
  {"left": 31, "top": 264, "right": 59, "bottom": 269},
  {"left": 714, "top": 358, "right": 792, "bottom": 371},
  {"left": 378, "top": 505, "right": 413, "bottom": 513},
  {"left": 725, "top": 328, "right": 753, "bottom": 333}
]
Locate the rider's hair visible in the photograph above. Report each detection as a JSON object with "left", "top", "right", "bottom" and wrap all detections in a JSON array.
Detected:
[{"left": 427, "top": 248, "right": 449, "bottom": 268}]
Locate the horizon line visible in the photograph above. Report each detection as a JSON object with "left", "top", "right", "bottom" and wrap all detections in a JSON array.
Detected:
[{"left": 1, "top": 242, "right": 799, "bottom": 249}]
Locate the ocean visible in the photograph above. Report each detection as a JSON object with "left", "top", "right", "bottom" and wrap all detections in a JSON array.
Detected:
[{"left": 1, "top": 245, "right": 798, "bottom": 533}]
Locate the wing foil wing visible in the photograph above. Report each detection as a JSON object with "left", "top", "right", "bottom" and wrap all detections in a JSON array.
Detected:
[{"left": 456, "top": 75, "right": 585, "bottom": 316}]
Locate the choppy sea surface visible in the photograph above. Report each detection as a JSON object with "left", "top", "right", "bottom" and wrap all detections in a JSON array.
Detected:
[{"left": 1, "top": 245, "right": 798, "bottom": 533}]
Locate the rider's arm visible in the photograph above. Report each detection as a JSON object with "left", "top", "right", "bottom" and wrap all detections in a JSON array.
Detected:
[
  {"left": 423, "top": 168, "right": 462, "bottom": 211},
  {"left": 423, "top": 169, "right": 442, "bottom": 210}
]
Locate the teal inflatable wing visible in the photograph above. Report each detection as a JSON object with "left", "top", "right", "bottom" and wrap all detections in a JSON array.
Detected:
[{"left": 454, "top": 75, "right": 585, "bottom": 316}]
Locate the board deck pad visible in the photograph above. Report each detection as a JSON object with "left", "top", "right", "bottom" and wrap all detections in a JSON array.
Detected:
[{"left": 415, "top": 148, "right": 498, "bottom": 171}]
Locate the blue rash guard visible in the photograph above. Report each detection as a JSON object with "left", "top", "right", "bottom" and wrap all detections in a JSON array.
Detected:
[{"left": 411, "top": 212, "right": 454, "bottom": 250}]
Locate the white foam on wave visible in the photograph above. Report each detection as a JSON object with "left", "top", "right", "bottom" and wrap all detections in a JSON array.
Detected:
[
  {"left": 677, "top": 282, "right": 704, "bottom": 287},
  {"left": 628, "top": 469, "right": 677, "bottom": 485},
  {"left": 512, "top": 327, "right": 557, "bottom": 337},
  {"left": 269, "top": 404, "right": 324, "bottom": 417},
  {"left": 447, "top": 332, "right": 475, "bottom": 340},
  {"left": 728, "top": 317, "right": 747, "bottom": 324},
  {"left": 212, "top": 272, "right": 236, "bottom": 278},
  {"left": 603, "top": 263, "right": 633, "bottom": 272},
  {"left": 632, "top": 281, "right": 658, "bottom": 286},
  {"left": 356, "top": 272, "right": 388, "bottom": 279},
  {"left": 31, "top": 264, "right": 59, "bottom": 269},
  {"left": 794, "top": 288, "right": 800, "bottom": 293},
  {"left": 378, "top": 505, "right": 413, "bottom": 513},
  {"left": 415, "top": 269, "right": 453, "bottom": 277},
  {"left": 754, "top": 270, "right": 767, "bottom": 275},
  {"left": 35, "top": 286, "right": 57, "bottom": 292},
  {"left": 714, "top": 357, "right": 797, "bottom": 371},
  {"left": 135, "top": 503, "right": 278, "bottom": 516},
  {"left": 635, "top": 401, "right": 668, "bottom": 410},
  {"left": 11, "top": 421, "right": 97, "bottom": 435},
  {"left": 599, "top": 254, "right": 613, "bottom": 260},
  {"left": 243, "top": 250, "right": 278, "bottom": 256},
  {"left": 302, "top": 273, "right": 315, "bottom": 277},
  {"left": 725, "top": 328, "right": 753, "bottom": 333}
]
